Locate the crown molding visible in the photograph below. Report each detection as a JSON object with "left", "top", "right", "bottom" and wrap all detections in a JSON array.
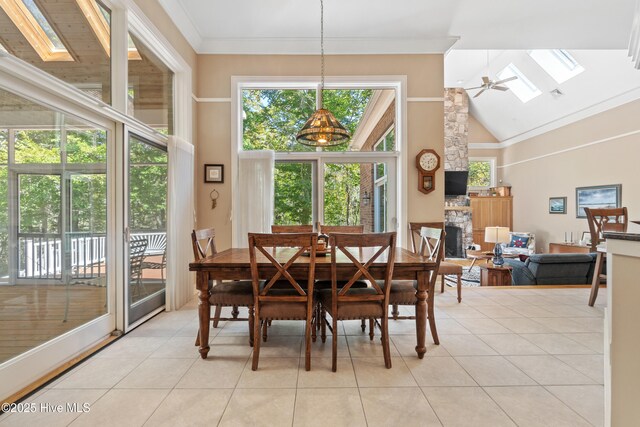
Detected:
[{"left": 158, "top": 0, "right": 204, "bottom": 51}]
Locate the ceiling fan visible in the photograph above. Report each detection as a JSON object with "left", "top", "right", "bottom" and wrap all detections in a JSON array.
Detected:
[{"left": 465, "top": 75, "right": 518, "bottom": 98}]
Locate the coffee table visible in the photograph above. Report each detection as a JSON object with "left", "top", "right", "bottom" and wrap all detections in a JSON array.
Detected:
[{"left": 466, "top": 250, "right": 517, "bottom": 269}]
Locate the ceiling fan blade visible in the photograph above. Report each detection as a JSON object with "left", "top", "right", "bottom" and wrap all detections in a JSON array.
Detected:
[
  {"left": 494, "top": 76, "right": 517, "bottom": 85},
  {"left": 473, "top": 88, "right": 487, "bottom": 98},
  {"left": 482, "top": 76, "right": 490, "bottom": 84},
  {"left": 464, "top": 85, "right": 484, "bottom": 90},
  {"left": 492, "top": 86, "right": 509, "bottom": 91}
]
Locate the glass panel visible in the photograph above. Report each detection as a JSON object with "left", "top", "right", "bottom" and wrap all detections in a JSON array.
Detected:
[
  {"left": 128, "top": 33, "right": 174, "bottom": 134},
  {"left": 324, "top": 163, "right": 366, "bottom": 227},
  {"left": 0, "top": 87, "right": 109, "bottom": 364},
  {"left": 242, "top": 89, "right": 317, "bottom": 152},
  {"left": 14, "top": 130, "right": 61, "bottom": 164},
  {"left": 322, "top": 89, "right": 372, "bottom": 152},
  {"left": 274, "top": 162, "right": 313, "bottom": 225},
  {"left": 128, "top": 135, "right": 167, "bottom": 308},
  {"left": 0, "top": 0, "right": 112, "bottom": 103},
  {"left": 66, "top": 129, "right": 107, "bottom": 163},
  {"left": 468, "top": 160, "right": 492, "bottom": 187},
  {"left": 18, "top": 174, "right": 61, "bottom": 234}
]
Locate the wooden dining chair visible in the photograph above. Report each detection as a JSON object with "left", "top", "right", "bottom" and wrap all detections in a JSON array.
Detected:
[
  {"left": 271, "top": 225, "right": 314, "bottom": 233},
  {"left": 192, "top": 228, "right": 254, "bottom": 346},
  {"left": 315, "top": 223, "right": 370, "bottom": 333},
  {"left": 248, "top": 232, "right": 318, "bottom": 371},
  {"left": 319, "top": 232, "right": 397, "bottom": 371},
  {"left": 585, "top": 207, "right": 628, "bottom": 306},
  {"left": 388, "top": 226, "right": 445, "bottom": 345},
  {"left": 408, "top": 222, "right": 462, "bottom": 303}
]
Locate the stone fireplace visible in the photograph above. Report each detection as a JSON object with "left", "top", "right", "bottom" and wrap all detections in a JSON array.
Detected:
[{"left": 444, "top": 88, "right": 473, "bottom": 257}]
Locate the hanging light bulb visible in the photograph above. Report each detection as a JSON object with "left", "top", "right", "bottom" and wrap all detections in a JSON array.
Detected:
[{"left": 296, "top": 0, "right": 350, "bottom": 147}]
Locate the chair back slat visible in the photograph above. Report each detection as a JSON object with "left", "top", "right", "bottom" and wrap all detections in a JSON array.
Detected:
[
  {"left": 329, "top": 232, "right": 396, "bottom": 303},
  {"left": 191, "top": 228, "right": 217, "bottom": 261},
  {"left": 319, "top": 224, "right": 365, "bottom": 235},
  {"left": 585, "top": 207, "right": 628, "bottom": 251},
  {"left": 248, "top": 233, "right": 318, "bottom": 299},
  {"left": 408, "top": 222, "right": 444, "bottom": 254},
  {"left": 271, "top": 225, "right": 314, "bottom": 233},
  {"left": 418, "top": 226, "right": 443, "bottom": 260}
]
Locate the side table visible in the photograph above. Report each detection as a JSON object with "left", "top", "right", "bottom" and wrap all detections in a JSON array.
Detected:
[{"left": 479, "top": 265, "right": 513, "bottom": 286}]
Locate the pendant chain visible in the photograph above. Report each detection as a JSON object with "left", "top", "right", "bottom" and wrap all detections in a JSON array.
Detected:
[{"left": 320, "top": 0, "right": 325, "bottom": 107}]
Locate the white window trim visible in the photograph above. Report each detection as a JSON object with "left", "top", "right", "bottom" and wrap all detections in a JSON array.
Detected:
[
  {"left": 231, "top": 76, "right": 407, "bottom": 247},
  {"left": 467, "top": 157, "right": 497, "bottom": 190}
]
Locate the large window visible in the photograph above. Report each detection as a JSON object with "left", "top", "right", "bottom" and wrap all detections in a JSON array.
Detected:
[{"left": 240, "top": 84, "right": 398, "bottom": 233}]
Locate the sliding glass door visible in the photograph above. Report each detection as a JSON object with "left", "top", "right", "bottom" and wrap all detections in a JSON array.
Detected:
[{"left": 126, "top": 133, "right": 167, "bottom": 326}]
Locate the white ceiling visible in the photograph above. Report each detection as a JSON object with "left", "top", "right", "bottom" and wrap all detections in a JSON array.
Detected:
[{"left": 159, "top": 0, "right": 636, "bottom": 54}]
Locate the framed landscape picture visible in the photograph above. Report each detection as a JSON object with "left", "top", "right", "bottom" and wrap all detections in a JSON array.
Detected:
[
  {"left": 575, "top": 184, "right": 621, "bottom": 218},
  {"left": 549, "top": 197, "right": 566, "bottom": 214}
]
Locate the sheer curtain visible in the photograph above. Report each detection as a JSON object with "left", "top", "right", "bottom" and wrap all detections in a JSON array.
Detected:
[
  {"left": 166, "top": 136, "right": 195, "bottom": 310},
  {"left": 236, "top": 150, "right": 275, "bottom": 247},
  {"left": 630, "top": 0, "right": 640, "bottom": 69}
]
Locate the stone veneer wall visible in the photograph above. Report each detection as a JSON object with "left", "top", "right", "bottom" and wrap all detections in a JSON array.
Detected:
[{"left": 444, "top": 88, "right": 473, "bottom": 251}]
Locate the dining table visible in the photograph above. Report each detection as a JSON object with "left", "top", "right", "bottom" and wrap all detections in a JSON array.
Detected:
[{"left": 189, "top": 246, "right": 438, "bottom": 360}]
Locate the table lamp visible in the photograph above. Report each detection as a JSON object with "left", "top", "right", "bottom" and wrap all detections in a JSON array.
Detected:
[{"left": 484, "top": 226, "right": 510, "bottom": 266}]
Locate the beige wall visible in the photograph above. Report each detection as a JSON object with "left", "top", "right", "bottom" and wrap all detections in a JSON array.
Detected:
[
  {"left": 468, "top": 114, "right": 498, "bottom": 144},
  {"left": 501, "top": 99, "right": 640, "bottom": 252},
  {"left": 196, "top": 54, "right": 444, "bottom": 249}
]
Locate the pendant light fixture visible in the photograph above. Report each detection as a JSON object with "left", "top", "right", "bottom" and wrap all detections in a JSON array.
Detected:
[{"left": 296, "top": 0, "right": 350, "bottom": 147}]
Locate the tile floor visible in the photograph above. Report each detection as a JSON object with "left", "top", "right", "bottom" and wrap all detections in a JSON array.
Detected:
[{"left": 1, "top": 286, "right": 606, "bottom": 426}]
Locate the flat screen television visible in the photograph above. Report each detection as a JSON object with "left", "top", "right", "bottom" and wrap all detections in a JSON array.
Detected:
[{"left": 444, "top": 171, "right": 469, "bottom": 196}]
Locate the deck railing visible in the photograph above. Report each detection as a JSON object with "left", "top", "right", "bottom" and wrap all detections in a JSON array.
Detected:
[{"left": 17, "top": 232, "right": 165, "bottom": 280}]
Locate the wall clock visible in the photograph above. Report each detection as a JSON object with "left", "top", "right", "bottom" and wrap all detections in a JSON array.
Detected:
[{"left": 416, "top": 149, "right": 440, "bottom": 194}]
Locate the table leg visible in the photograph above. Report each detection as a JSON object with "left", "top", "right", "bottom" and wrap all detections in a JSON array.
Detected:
[
  {"left": 468, "top": 258, "right": 477, "bottom": 270},
  {"left": 415, "top": 271, "right": 428, "bottom": 359},
  {"left": 589, "top": 252, "right": 604, "bottom": 307},
  {"left": 197, "top": 271, "right": 211, "bottom": 359}
]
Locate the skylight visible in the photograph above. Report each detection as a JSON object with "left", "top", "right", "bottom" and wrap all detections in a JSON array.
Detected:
[
  {"left": 76, "top": 0, "right": 141, "bottom": 60},
  {"left": 528, "top": 49, "right": 584, "bottom": 84},
  {"left": 497, "top": 63, "right": 541, "bottom": 103},
  {"left": 0, "top": 0, "right": 72, "bottom": 61}
]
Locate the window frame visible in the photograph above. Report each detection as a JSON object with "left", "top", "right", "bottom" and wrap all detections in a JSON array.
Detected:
[
  {"left": 467, "top": 157, "right": 497, "bottom": 190},
  {"left": 232, "top": 77, "right": 407, "bottom": 246}
]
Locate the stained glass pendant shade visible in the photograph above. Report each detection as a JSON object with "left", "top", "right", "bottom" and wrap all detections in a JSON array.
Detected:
[{"left": 296, "top": 0, "right": 350, "bottom": 147}]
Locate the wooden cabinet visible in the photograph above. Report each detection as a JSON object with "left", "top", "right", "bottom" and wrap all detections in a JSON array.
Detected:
[
  {"left": 470, "top": 196, "right": 513, "bottom": 251},
  {"left": 548, "top": 243, "right": 591, "bottom": 254}
]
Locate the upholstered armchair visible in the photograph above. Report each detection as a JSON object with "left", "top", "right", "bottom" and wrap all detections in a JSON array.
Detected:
[{"left": 501, "top": 232, "right": 536, "bottom": 255}]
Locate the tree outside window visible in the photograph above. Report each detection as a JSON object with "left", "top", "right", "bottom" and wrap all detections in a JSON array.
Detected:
[{"left": 468, "top": 159, "right": 494, "bottom": 188}]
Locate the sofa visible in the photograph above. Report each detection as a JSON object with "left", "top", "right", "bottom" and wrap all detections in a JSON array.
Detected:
[
  {"left": 503, "top": 253, "right": 597, "bottom": 285},
  {"left": 501, "top": 232, "right": 536, "bottom": 256}
]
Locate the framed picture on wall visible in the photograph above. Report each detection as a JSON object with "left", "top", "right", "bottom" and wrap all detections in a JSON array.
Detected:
[
  {"left": 549, "top": 197, "right": 567, "bottom": 214},
  {"left": 575, "top": 184, "right": 621, "bottom": 218},
  {"left": 204, "top": 164, "right": 224, "bottom": 183}
]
